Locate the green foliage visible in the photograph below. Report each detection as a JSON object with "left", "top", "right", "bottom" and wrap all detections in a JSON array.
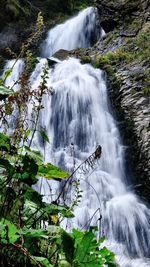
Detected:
[
  {"left": 34, "top": 257, "right": 52, "bottom": 267},
  {"left": 94, "top": 49, "right": 134, "bottom": 70},
  {"left": 0, "top": 13, "right": 116, "bottom": 267},
  {"left": 70, "top": 229, "right": 116, "bottom": 267},
  {"left": 25, "top": 51, "right": 39, "bottom": 76},
  {"left": 0, "top": 0, "right": 94, "bottom": 28},
  {"left": 81, "top": 55, "right": 91, "bottom": 64},
  {"left": 40, "top": 130, "right": 50, "bottom": 143},
  {"left": 136, "top": 32, "right": 150, "bottom": 50},
  {"left": 38, "top": 163, "right": 68, "bottom": 180},
  {"left": 0, "top": 107, "right": 116, "bottom": 267},
  {"left": 0, "top": 85, "right": 13, "bottom": 100},
  {"left": 0, "top": 219, "right": 20, "bottom": 244},
  {"left": 0, "top": 132, "right": 11, "bottom": 152},
  {"left": 94, "top": 26, "right": 150, "bottom": 97}
]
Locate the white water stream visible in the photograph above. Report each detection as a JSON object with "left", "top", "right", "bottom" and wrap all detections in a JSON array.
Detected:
[{"left": 2, "top": 7, "right": 150, "bottom": 267}]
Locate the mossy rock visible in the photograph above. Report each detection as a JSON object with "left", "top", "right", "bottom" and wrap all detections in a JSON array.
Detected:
[{"left": 81, "top": 55, "right": 91, "bottom": 64}]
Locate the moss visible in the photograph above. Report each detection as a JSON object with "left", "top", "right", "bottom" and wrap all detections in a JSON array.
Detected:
[
  {"left": 93, "top": 23, "right": 150, "bottom": 97},
  {"left": 93, "top": 54, "right": 120, "bottom": 92},
  {"left": 81, "top": 55, "right": 91, "bottom": 64},
  {"left": 94, "top": 55, "right": 110, "bottom": 68},
  {"left": 94, "top": 48, "right": 134, "bottom": 71}
]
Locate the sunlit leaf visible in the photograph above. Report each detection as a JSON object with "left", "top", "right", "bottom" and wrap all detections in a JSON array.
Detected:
[
  {"left": 74, "top": 231, "right": 94, "bottom": 262},
  {"left": 0, "top": 132, "right": 10, "bottom": 151},
  {"left": 24, "top": 129, "right": 31, "bottom": 139},
  {"left": 0, "top": 219, "right": 20, "bottom": 244},
  {"left": 21, "top": 228, "right": 48, "bottom": 240},
  {"left": 50, "top": 215, "right": 59, "bottom": 225},
  {"left": 2, "top": 68, "right": 12, "bottom": 82},
  {"left": 34, "top": 257, "right": 53, "bottom": 267},
  {"left": 38, "top": 163, "right": 68, "bottom": 180},
  {"left": 26, "top": 149, "right": 43, "bottom": 165},
  {"left": 0, "top": 85, "right": 13, "bottom": 100}
]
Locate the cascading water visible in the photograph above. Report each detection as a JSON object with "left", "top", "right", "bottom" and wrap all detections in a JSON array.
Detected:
[
  {"left": 2, "top": 7, "right": 150, "bottom": 267},
  {"left": 41, "top": 7, "right": 104, "bottom": 57}
]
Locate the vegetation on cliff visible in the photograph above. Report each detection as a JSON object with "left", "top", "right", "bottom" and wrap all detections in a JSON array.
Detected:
[
  {"left": 89, "top": 0, "right": 150, "bottom": 203},
  {"left": 0, "top": 0, "right": 94, "bottom": 28}
]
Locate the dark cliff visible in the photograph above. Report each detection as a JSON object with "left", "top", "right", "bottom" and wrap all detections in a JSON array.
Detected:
[{"left": 91, "top": 0, "right": 150, "bottom": 203}]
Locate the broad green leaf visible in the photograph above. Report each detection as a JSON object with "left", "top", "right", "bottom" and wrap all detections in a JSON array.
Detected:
[
  {"left": 0, "top": 85, "right": 13, "bottom": 100},
  {"left": 44, "top": 203, "right": 68, "bottom": 215},
  {"left": 42, "top": 203, "right": 74, "bottom": 222},
  {"left": 22, "top": 146, "right": 43, "bottom": 165},
  {"left": 0, "top": 158, "right": 14, "bottom": 176},
  {"left": 21, "top": 228, "right": 48, "bottom": 240},
  {"left": 2, "top": 68, "right": 12, "bottom": 82},
  {"left": 18, "top": 155, "right": 38, "bottom": 185},
  {"left": 0, "top": 132, "right": 10, "bottom": 152},
  {"left": 71, "top": 229, "right": 84, "bottom": 248},
  {"left": 61, "top": 231, "right": 75, "bottom": 264},
  {"left": 24, "top": 129, "right": 31, "bottom": 139},
  {"left": 23, "top": 200, "right": 40, "bottom": 223},
  {"left": 25, "top": 186, "right": 43, "bottom": 207},
  {"left": 99, "top": 247, "right": 115, "bottom": 263},
  {"left": 28, "top": 149, "right": 43, "bottom": 165},
  {"left": 34, "top": 257, "right": 52, "bottom": 267},
  {"left": 21, "top": 172, "right": 30, "bottom": 181},
  {"left": 22, "top": 155, "right": 38, "bottom": 175},
  {"left": 0, "top": 219, "right": 20, "bottom": 244},
  {"left": 24, "top": 145, "right": 31, "bottom": 152},
  {"left": 38, "top": 163, "right": 68, "bottom": 180},
  {"left": 0, "top": 133, "right": 16, "bottom": 154},
  {"left": 40, "top": 130, "right": 49, "bottom": 143},
  {"left": 61, "top": 209, "right": 75, "bottom": 218},
  {"left": 74, "top": 231, "right": 94, "bottom": 262}
]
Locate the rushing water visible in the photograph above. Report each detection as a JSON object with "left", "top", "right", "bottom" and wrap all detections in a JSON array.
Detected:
[
  {"left": 41, "top": 7, "right": 104, "bottom": 57},
  {"left": 3, "top": 7, "right": 150, "bottom": 267}
]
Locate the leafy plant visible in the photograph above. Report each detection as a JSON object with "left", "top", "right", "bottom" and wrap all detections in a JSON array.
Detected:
[{"left": 0, "top": 12, "right": 116, "bottom": 267}]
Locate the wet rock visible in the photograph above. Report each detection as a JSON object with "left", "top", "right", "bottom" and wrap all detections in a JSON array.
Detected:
[{"left": 52, "top": 49, "right": 71, "bottom": 60}]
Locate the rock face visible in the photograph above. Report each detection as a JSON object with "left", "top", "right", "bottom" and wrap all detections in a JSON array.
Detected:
[
  {"left": 96, "top": 0, "right": 149, "bottom": 33},
  {"left": 112, "top": 63, "right": 150, "bottom": 202},
  {"left": 91, "top": 0, "right": 150, "bottom": 202}
]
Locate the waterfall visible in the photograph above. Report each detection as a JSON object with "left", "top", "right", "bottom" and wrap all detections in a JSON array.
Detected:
[
  {"left": 2, "top": 7, "right": 150, "bottom": 267},
  {"left": 41, "top": 7, "right": 104, "bottom": 57}
]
